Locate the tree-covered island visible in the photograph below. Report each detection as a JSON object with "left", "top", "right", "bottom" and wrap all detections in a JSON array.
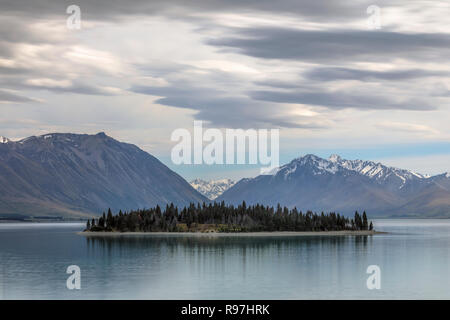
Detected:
[{"left": 84, "top": 202, "right": 374, "bottom": 233}]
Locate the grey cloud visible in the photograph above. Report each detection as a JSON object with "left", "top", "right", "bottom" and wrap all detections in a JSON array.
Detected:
[
  {"left": 195, "top": 104, "right": 323, "bottom": 129},
  {"left": 0, "top": 16, "right": 63, "bottom": 53},
  {"left": 0, "top": 89, "right": 37, "bottom": 103},
  {"left": 25, "top": 83, "right": 120, "bottom": 96},
  {"left": 131, "top": 85, "right": 220, "bottom": 102},
  {"left": 208, "top": 28, "right": 450, "bottom": 63},
  {"left": 135, "top": 63, "right": 193, "bottom": 78},
  {"left": 254, "top": 67, "right": 449, "bottom": 91},
  {"left": 304, "top": 67, "right": 447, "bottom": 82},
  {"left": 1, "top": 0, "right": 445, "bottom": 129},
  {"left": 0, "top": 16, "right": 101, "bottom": 99},
  {"left": 0, "top": 66, "right": 30, "bottom": 75},
  {"left": 131, "top": 84, "right": 324, "bottom": 129},
  {"left": 0, "top": 0, "right": 374, "bottom": 22},
  {"left": 250, "top": 90, "right": 436, "bottom": 111},
  {"left": 253, "top": 80, "right": 307, "bottom": 89},
  {"left": 0, "top": 76, "right": 120, "bottom": 96}
]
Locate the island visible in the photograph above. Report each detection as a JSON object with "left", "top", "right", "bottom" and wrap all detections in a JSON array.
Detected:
[{"left": 82, "top": 201, "right": 376, "bottom": 235}]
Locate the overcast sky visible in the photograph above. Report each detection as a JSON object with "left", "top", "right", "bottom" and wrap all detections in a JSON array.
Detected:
[{"left": 1, "top": 0, "right": 449, "bottom": 180}]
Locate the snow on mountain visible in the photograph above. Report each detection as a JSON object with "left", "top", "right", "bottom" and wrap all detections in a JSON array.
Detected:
[
  {"left": 277, "top": 154, "right": 428, "bottom": 189},
  {"left": 278, "top": 154, "right": 340, "bottom": 177},
  {"left": 0, "top": 136, "right": 9, "bottom": 144},
  {"left": 330, "top": 154, "right": 427, "bottom": 180},
  {"left": 190, "top": 179, "right": 236, "bottom": 200},
  {"left": 217, "top": 154, "right": 450, "bottom": 217}
]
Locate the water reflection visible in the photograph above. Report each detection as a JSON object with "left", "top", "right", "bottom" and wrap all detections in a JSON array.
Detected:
[
  {"left": 3, "top": 221, "right": 450, "bottom": 299},
  {"left": 85, "top": 235, "right": 371, "bottom": 261}
]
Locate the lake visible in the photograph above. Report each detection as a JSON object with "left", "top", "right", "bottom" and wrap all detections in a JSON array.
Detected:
[{"left": 0, "top": 219, "right": 449, "bottom": 299}]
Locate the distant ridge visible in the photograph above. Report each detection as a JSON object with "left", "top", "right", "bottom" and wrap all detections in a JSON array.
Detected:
[
  {"left": 190, "top": 179, "right": 236, "bottom": 200},
  {"left": 0, "top": 132, "right": 207, "bottom": 218},
  {"left": 217, "top": 154, "right": 450, "bottom": 217}
]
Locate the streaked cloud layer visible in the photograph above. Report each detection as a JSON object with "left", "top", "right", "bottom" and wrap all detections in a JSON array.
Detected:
[{"left": 0, "top": 0, "right": 449, "bottom": 178}]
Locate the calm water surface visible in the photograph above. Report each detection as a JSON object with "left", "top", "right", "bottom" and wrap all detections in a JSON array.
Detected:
[{"left": 1, "top": 219, "right": 450, "bottom": 299}]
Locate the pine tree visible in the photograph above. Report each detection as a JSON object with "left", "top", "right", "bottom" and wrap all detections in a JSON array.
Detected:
[
  {"left": 107, "top": 208, "right": 113, "bottom": 229},
  {"left": 354, "top": 211, "right": 362, "bottom": 230},
  {"left": 102, "top": 212, "right": 106, "bottom": 228},
  {"left": 362, "top": 211, "right": 368, "bottom": 230}
]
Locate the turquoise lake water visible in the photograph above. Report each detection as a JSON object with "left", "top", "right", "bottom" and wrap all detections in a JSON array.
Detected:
[{"left": 1, "top": 219, "right": 450, "bottom": 299}]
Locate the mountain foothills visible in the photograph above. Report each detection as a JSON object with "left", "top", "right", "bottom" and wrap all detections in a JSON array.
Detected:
[
  {"left": 190, "top": 179, "right": 236, "bottom": 200},
  {"left": 0, "top": 133, "right": 207, "bottom": 219},
  {"left": 218, "top": 154, "right": 450, "bottom": 217}
]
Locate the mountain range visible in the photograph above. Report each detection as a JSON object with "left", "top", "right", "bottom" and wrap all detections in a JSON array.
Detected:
[
  {"left": 190, "top": 179, "right": 236, "bottom": 200},
  {"left": 217, "top": 154, "right": 450, "bottom": 217},
  {"left": 0, "top": 133, "right": 207, "bottom": 219},
  {"left": 1, "top": 132, "right": 449, "bottom": 219}
]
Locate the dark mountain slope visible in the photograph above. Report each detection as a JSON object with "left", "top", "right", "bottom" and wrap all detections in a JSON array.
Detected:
[
  {"left": 218, "top": 154, "right": 450, "bottom": 217},
  {"left": 0, "top": 133, "right": 207, "bottom": 218}
]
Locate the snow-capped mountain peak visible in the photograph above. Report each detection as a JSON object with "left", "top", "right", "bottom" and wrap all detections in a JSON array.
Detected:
[
  {"left": 326, "top": 155, "right": 430, "bottom": 183},
  {"left": 328, "top": 154, "right": 342, "bottom": 162},
  {"left": 190, "top": 179, "right": 236, "bottom": 200},
  {"left": 217, "top": 154, "right": 450, "bottom": 217},
  {"left": 0, "top": 136, "right": 10, "bottom": 144},
  {"left": 276, "top": 154, "right": 429, "bottom": 188},
  {"left": 279, "top": 154, "right": 340, "bottom": 177}
]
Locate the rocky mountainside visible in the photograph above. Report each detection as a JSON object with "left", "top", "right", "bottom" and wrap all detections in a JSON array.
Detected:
[
  {"left": 217, "top": 154, "right": 450, "bottom": 217},
  {"left": 190, "top": 179, "right": 236, "bottom": 200},
  {"left": 0, "top": 133, "right": 207, "bottom": 218}
]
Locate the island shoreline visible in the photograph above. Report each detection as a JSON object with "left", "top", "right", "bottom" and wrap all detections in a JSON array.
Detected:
[{"left": 78, "top": 230, "right": 384, "bottom": 237}]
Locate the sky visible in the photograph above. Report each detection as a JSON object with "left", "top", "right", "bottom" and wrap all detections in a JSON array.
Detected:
[{"left": 0, "top": 0, "right": 449, "bottom": 181}]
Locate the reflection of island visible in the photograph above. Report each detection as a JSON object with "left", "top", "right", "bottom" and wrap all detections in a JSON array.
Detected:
[
  {"left": 83, "top": 202, "right": 374, "bottom": 234},
  {"left": 84, "top": 233, "right": 372, "bottom": 253}
]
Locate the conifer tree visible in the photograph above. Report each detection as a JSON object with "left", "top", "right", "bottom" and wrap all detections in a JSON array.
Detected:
[
  {"left": 362, "top": 211, "right": 368, "bottom": 230},
  {"left": 107, "top": 209, "right": 113, "bottom": 229}
]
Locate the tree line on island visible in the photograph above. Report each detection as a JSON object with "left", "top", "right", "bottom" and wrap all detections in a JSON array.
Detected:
[{"left": 85, "top": 201, "right": 373, "bottom": 233}]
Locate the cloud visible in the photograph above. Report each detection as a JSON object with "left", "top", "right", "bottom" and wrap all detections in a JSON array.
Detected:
[
  {"left": 0, "top": 0, "right": 371, "bottom": 22},
  {"left": 0, "top": 89, "right": 38, "bottom": 103},
  {"left": 0, "top": 0, "right": 449, "bottom": 179},
  {"left": 250, "top": 89, "right": 435, "bottom": 111},
  {"left": 208, "top": 28, "right": 450, "bottom": 63},
  {"left": 376, "top": 121, "right": 439, "bottom": 135},
  {"left": 24, "top": 78, "right": 123, "bottom": 96},
  {"left": 131, "top": 84, "right": 326, "bottom": 128},
  {"left": 303, "top": 67, "right": 447, "bottom": 82},
  {"left": 0, "top": 16, "right": 64, "bottom": 47},
  {"left": 0, "top": 20, "right": 127, "bottom": 98}
]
